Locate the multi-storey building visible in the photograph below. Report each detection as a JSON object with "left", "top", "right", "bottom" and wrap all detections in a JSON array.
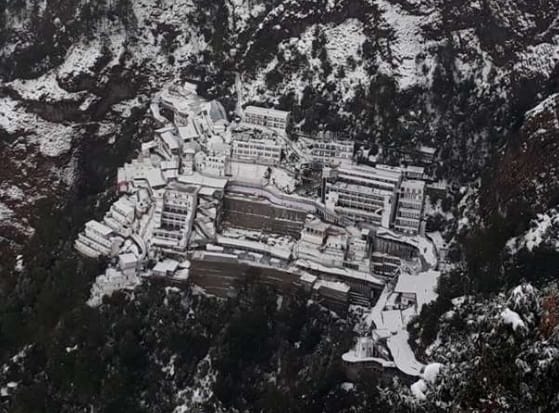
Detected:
[
  {"left": 297, "top": 216, "right": 347, "bottom": 268},
  {"left": 231, "top": 134, "right": 282, "bottom": 165},
  {"left": 243, "top": 106, "right": 290, "bottom": 131},
  {"left": 311, "top": 140, "right": 353, "bottom": 165},
  {"left": 75, "top": 220, "right": 122, "bottom": 258},
  {"left": 104, "top": 197, "right": 136, "bottom": 236},
  {"left": 371, "top": 252, "right": 401, "bottom": 277},
  {"left": 151, "top": 184, "right": 198, "bottom": 257},
  {"left": 155, "top": 127, "right": 181, "bottom": 160},
  {"left": 344, "top": 231, "right": 371, "bottom": 272},
  {"left": 402, "top": 165, "right": 425, "bottom": 180},
  {"left": 194, "top": 151, "right": 230, "bottom": 177},
  {"left": 322, "top": 164, "right": 402, "bottom": 227},
  {"left": 117, "top": 157, "right": 167, "bottom": 193},
  {"left": 394, "top": 180, "right": 425, "bottom": 235}
]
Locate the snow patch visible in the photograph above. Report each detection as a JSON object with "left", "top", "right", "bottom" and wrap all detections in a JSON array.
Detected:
[
  {"left": 422, "top": 362, "right": 443, "bottom": 384},
  {"left": 501, "top": 308, "right": 526, "bottom": 331},
  {"left": 411, "top": 379, "right": 427, "bottom": 400}
]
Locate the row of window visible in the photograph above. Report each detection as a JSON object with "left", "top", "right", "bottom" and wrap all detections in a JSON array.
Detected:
[
  {"left": 234, "top": 146, "right": 281, "bottom": 154},
  {"left": 153, "top": 229, "right": 182, "bottom": 240}
]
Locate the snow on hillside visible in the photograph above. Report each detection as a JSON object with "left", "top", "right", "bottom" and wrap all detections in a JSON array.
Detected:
[
  {"left": 0, "top": 203, "right": 14, "bottom": 221},
  {"left": 131, "top": 0, "right": 203, "bottom": 72},
  {"left": 243, "top": 18, "right": 369, "bottom": 105},
  {"left": 0, "top": 97, "right": 74, "bottom": 157},
  {"left": 323, "top": 19, "right": 365, "bottom": 66},
  {"left": 324, "top": 19, "right": 368, "bottom": 101},
  {"left": 228, "top": 0, "right": 266, "bottom": 34},
  {"left": 514, "top": 40, "right": 559, "bottom": 79},
  {"left": 451, "top": 29, "right": 495, "bottom": 91},
  {"left": 374, "top": 0, "right": 439, "bottom": 90},
  {"left": 57, "top": 39, "right": 106, "bottom": 80},
  {"left": 501, "top": 307, "right": 526, "bottom": 331},
  {"left": 8, "top": 72, "right": 85, "bottom": 102},
  {"left": 506, "top": 209, "right": 559, "bottom": 253}
]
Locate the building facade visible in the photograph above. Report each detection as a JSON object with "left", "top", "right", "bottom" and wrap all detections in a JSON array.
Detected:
[
  {"left": 322, "top": 165, "right": 402, "bottom": 228},
  {"left": 243, "top": 106, "right": 290, "bottom": 131},
  {"left": 394, "top": 180, "right": 425, "bottom": 235},
  {"left": 75, "top": 220, "right": 122, "bottom": 258},
  {"left": 311, "top": 140, "right": 353, "bottom": 164},
  {"left": 232, "top": 135, "right": 282, "bottom": 165},
  {"left": 151, "top": 184, "right": 198, "bottom": 257}
]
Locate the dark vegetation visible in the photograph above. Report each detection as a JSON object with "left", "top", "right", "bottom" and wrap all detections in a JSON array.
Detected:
[
  {"left": 0, "top": 279, "right": 388, "bottom": 412},
  {"left": 0, "top": 106, "right": 148, "bottom": 357},
  {"left": 0, "top": 0, "right": 136, "bottom": 82}
]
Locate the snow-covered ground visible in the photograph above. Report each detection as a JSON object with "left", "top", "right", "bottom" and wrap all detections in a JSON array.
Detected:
[
  {"left": 8, "top": 72, "right": 86, "bottom": 102},
  {"left": 57, "top": 39, "right": 106, "bottom": 80},
  {"left": 506, "top": 209, "right": 559, "bottom": 253},
  {"left": 0, "top": 96, "right": 75, "bottom": 157},
  {"left": 347, "top": 269, "right": 441, "bottom": 381},
  {"left": 374, "top": 0, "right": 439, "bottom": 90}
]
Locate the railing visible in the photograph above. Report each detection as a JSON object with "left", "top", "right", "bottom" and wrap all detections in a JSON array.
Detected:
[{"left": 226, "top": 181, "right": 341, "bottom": 224}]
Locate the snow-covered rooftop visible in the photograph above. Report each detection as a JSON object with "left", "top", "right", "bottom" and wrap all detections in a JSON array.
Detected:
[
  {"left": 394, "top": 270, "right": 440, "bottom": 310},
  {"left": 244, "top": 105, "right": 290, "bottom": 120}
]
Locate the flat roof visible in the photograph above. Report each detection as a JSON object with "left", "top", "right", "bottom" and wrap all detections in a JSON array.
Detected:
[
  {"left": 339, "top": 165, "right": 402, "bottom": 182},
  {"left": 153, "top": 259, "right": 179, "bottom": 274},
  {"left": 313, "top": 280, "right": 351, "bottom": 294},
  {"left": 404, "top": 165, "right": 425, "bottom": 173},
  {"left": 161, "top": 131, "right": 180, "bottom": 150},
  {"left": 119, "top": 253, "right": 138, "bottom": 265},
  {"left": 178, "top": 172, "right": 228, "bottom": 190},
  {"left": 394, "top": 271, "right": 440, "bottom": 309},
  {"left": 300, "top": 273, "right": 318, "bottom": 284},
  {"left": 419, "top": 145, "right": 436, "bottom": 154},
  {"left": 401, "top": 179, "right": 426, "bottom": 190},
  {"left": 144, "top": 169, "right": 166, "bottom": 188},
  {"left": 86, "top": 220, "right": 113, "bottom": 237},
  {"left": 178, "top": 124, "right": 199, "bottom": 141},
  {"left": 244, "top": 105, "right": 290, "bottom": 120},
  {"left": 114, "top": 197, "right": 135, "bottom": 212},
  {"left": 381, "top": 309, "right": 404, "bottom": 331}
]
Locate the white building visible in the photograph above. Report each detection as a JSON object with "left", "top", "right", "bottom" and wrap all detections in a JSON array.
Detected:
[
  {"left": 311, "top": 140, "right": 353, "bottom": 164},
  {"left": 394, "top": 180, "right": 425, "bottom": 235},
  {"left": 402, "top": 165, "right": 425, "bottom": 181},
  {"left": 117, "top": 157, "right": 167, "bottom": 193},
  {"left": 104, "top": 197, "right": 136, "bottom": 236},
  {"left": 322, "top": 164, "right": 402, "bottom": 228},
  {"left": 151, "top": 184, "right": 199, "bottom": 257},
  {"left": 155, "top": 127, "right": 181, "bottom": 160},
  {"left": 243, "top": 106, "right": 290, "bottom": 131},
  {"left": 119, "top": 253, "right": 139, "bottom": 272},
  {"left": 177, "top": 121, "right": 200, "bottom": 144},
  {"left": 112, "top": 197, "right": 135, "bottom": 224},
  {"left": 75, "top": 220, "right": 123, "bottom": 258},
  {"left": 345, "top": 232, "right": 370, "bottom": 272},
  {"left": 152, "top": 259, "right": 179, "bottom": 277},
  {"left": 194, "top": 151, "right": 230, "bottom": 177},
  {"left": 231, "top": 134, "right": 282, "bottom": 165},
  {"left": 297, "top": 216, "right": 347, "bottom": 268}
]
